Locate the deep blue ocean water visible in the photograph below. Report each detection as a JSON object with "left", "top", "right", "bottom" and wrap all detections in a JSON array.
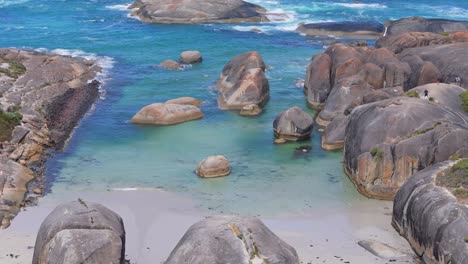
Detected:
[{"left": 1, "top": 0, "right": 467, "bottom": 216}]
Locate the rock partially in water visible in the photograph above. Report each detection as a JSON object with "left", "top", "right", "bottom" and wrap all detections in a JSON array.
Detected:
[
  {"left": 216, "top": 51, "right": 269, "bottom": 112},
  {"left": 273, "top": 106, "right": 314, "bottom": 142},
  {"left": 129, "top": 0, "right": 269, "bottom": 24},
  {"left": 297, "top": 21, "right": 384, "bottom": 39},
  {"left": 393, "top": 160, "right": 468, "bottom": 264},
  {"left": 385, "top": 16, "right": 468, "bottom": 35},
  {"left": 33, "top": 201, "right": 125, "bottom": 264},
  {"left": 165, "top": 215, "right": 300, "bottom": 264},
  {"left": 358, "top": 240, "right": 406, "bottom": 259},
  {"left": 160, "top": 59, "right": 182, "bottom": 70},
  {"left": 196, "top": 155, "right": 231, "bottom": 178},
  {"left": 179, "top": 50, "right": 202, "bottom": 64},
  {"left": 165, "top": 97, "right": 203, "bottom": 107},
  {"left": 304, "top": 53, "right": 332, "bottom": 109},
  {"left": 240, "top": 104, "right": 262, "bottom": 116},
  {"left": 344, "top": 97, "right": 468, "bottom": 199},
  {"left": 131, "top": 103, "right": 203, "bottom": 125}
]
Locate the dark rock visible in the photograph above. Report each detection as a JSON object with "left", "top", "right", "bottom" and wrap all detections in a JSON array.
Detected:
[
  {"left": 165, "top": 215, "right": 299, "bottom": 264},
  {"left": 216, "top": 51, "right": 269, "bottom": 111},
  {"left": 273, "top": 106, "right": 314, "bottom": 141},
  {"left": 33, "top": 201, "right": 125, "bottom": 264},
  {"left": 393, "top": 161, "right": 468, "bottom": 264},
  {"left": 304, "top": 54, "right": 332, "bottom": 109},
  {"left": 129, "top": 0, "right": 269, "bottom": 24},
  {"left": 344, "top": 97, "right": 468, "bottom": 199},
  {"left": 385, "top": 17, "right": 468, "bottom": 35},
  {"left": 10, "top": 126, "right": 29, "bottom": 144},
  {"left": 297, "top": 21, "right": 384, "bottom": 39}
]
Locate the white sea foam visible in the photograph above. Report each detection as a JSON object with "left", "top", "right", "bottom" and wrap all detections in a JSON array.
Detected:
[
  {"left": 35, "top": 48, "right": 115, "bottom": 99},
  {"left": 331, "top": 3, "right": 387, "bottom": 9},
  {"left": 105, "top": 4, "right": 130, "bottom": 11},
  {"left": 0, "top": 0, "right": 29, "bottom": 8}
]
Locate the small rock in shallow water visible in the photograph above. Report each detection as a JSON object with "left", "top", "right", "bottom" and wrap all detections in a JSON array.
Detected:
[
  {"left": 160, "top": 60, "right": 182, "bottom": 70},
  {"left": 274, "top": 138, "right": 287, "bottom": 144}
]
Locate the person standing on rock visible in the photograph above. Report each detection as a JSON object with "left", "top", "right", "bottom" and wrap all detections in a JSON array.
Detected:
[{"left": 424, "top": 89, "right": 429, "bottom": 99}]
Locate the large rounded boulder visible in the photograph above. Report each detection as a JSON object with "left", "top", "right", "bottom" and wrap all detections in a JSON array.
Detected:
[
  {"left": 216, "top": 51, "right": 269, "bottom": 112},
  {"left": 393, "top": 160, "right": 468, "bottom": 263},
  {"left": 179, "top": 50, "right": 202, "bottom": 64},
  {"left": 273, "top": 106, "right": 314, "bottom": 141},
  {"left": 196, "top": 155, "right": 231, "bottom": 178},
  {"left": 131, "top": 103, "right": 203, "bottom": 125},
  {"left": 385, "top": 17, "right": 468, "bottom": 35},
  {"left": 344, "top": 97, "right": 468, "bottom": 199},
  {"left": 33, "top": 201, "right": 125, "bottom": 264},
  {"left": 129, "top": 0, "right": 269, "bottom": 24},
  {"left": 165, "top": 215, "right": 300, "bottom": 264}
]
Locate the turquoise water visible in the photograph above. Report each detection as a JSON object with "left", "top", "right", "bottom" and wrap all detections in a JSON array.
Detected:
[{"left": 2, "top": 0, "right": 468, "bottom": 216}]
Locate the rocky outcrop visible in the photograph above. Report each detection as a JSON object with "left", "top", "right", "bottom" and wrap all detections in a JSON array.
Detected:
[
  {"left": 165, "top": 215, "right": 299, "bottom": 264},
  {"left": 0, "top": 48, "right": 101, "bottom": 228},
  {"left": 216, "top": 51, "right": 269, "bottom": 112},
  {"left": 385, "top": 17, "right": 468, "bottom": 35},
  {"left": 297, "top": 21, "right": 384, "bottom": 39},
  {"left": 165, "top": 97, "right": 203, "bottom": 106},
  {"left": 129, "top": 0, "right": 269, "bottom": 24},
  {"left": 376, "top": 32, "right": 452, "bottom": 53},
  {"left": 408, "top": 83, "right": 466, "bottom": 113},
  {"left": 33, "top": 201, "right": 125, "bottom": 264},
  {"left": 273, "top": 106, "right": 314, "bottom": 142},
  {"left": 344, "top": 97, "right": 468, "bottom": 200},
  {"left": 179, "top": 50, "right": 202, "bottom": 64},
  {"left": 131, "top": 103, "right": 203, "bottom": 125},
  {"left": 196, "top": 155, "right": 231, "bottom": 178},
  {"left": 393, "top": 160, "right": 468, "bottom": 264}
]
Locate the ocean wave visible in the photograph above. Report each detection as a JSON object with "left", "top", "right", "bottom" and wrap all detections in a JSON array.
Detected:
[
  {"left": 431, "top": 6, "right": 468, "bottom": 19},
  {"left": 0, "top": 0, "right": 29, "bottom": 8},
  {"left": 105, "top": 4, "right": 130, "bottom": 11},
  {"left": 35, "top": 48, "right": 115, "bottom": 99},
  {"left": 331, "top": 3, "right": 387, "bottom": 9}
]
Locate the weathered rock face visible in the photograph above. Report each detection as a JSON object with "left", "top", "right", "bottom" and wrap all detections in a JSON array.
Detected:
[
  {"left": 393, "top": 161, "right": 468, "bottom": 264},
  {"left": 399, "top": 43, "right": 468, "bottom": 89},
  {"left": 165, "top": 215, "right": 299, "bottom": 264},
  {"left": 304, "top": 54, "right": 331, "bottom": 109},
  {"left": 385, "top": 17, "right": 468, "bottom": 35},
  {"left": 409, "top": 83, "right": 466, "bottom": 112},
  {"left": 196, "top": 155, "right": 231, "bottom": 178},
  {"left": 376, "top": 32, "right": 452, "bottom": 53},
  {"left": 0, "top": 48, "right": 101, "bottom": 228},
  {"left": 165, "top": 97, "right": 203, "bottom": 106},
  {"left": 273, "top": 106, "right": 314, "bottom": 141},
  {"left": 344, "top": 97, "right": 468, "bottom": 200},
  {"left": 131, "top": 103, "right": 203, "bottom": 125},
  {"left": 129, "top": 0, "right": 269, "bottom": 24},
  {"left": 216, "top": 51, "right": 269, "bottom": 112},
  {"left": 179, "top": 50, "right": 202, "bottom": 64},
  {"left": 297, "top": 21, "right": 384, "bottom": 39},
  {"left": 33, "top": 201, "right": 125, "bottom": 264}
]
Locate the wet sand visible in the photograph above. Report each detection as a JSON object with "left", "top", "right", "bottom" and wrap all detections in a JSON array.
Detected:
[{"left": 0, "top": 189, "right": 418, "bottom": 264}]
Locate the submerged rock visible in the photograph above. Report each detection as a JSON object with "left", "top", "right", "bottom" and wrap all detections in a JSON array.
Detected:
[
  {"left": 216, "top": 51, "right": 269, "bottom": 112},
  {"left": 358, "top": 240, "right": 406, "bottom": 259},
  {"left": 165, "top": 215, "right": 299, "bottom": 264},
  {"left": 240, "top": 104, "right": 262, "bottom": 116},
  {"left": 196, "top": 155, "right": 231, "bottom": 178},
  {"left": 160, "top": 59, "right": 182, "bottom": 70},
  {"left": 393, "top": 160, "right": 468, "bottom": 264},
  {"left": 131, "top": 103, "right": 203, "bottom": 125},
  {"left": 273, "top": 106, "right": 314, "bottom": 142},
  {"left": 33, "top": 201, "right": 125, "bottom": 264},
  {"left": 385, "top": 16, "right": 468, "bottom": 35},
  {"left": 179, "top": 50, "right": 202, "bottom": 64},
  {"left": 344, "top": 97, "right": 468, "bottom": 199},
  {"left": 297, "top": 21, "right": 384, "bottom": 39},
  {"left": 129, "top": 0, "right": 269, "bottom": 24}
]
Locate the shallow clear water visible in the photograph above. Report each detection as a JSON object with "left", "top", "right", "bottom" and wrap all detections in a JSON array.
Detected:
[{"left": 1, "top": 0, "right": 467, "bottom": 216}]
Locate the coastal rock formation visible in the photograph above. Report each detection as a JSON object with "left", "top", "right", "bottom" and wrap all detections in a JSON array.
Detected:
[
  {"left": 160, "top": 59, "right": 182, "bottom": 70},
  {"left": 408, "top": 83, "right": 466, "bottom": 112},
  {"left": 196, "top": 155, "right": 231, "bottom": 178},
  {"left": 165, "top": 215, "right": 299, "bottom": 264},
  {"left": 0, "top": 48, "right": 101, "bottom": 228},
  {"left": 179, "top": 50, "right": 202, "bottom": 64},
  {"left": 33, "top": 201, "right": 125, "bottom": 264},
  {"left": 344, "top": 97, "right": 468, "bottom": 200},
  {"left": 297, "top": 21, "right": 384, "bottom": 39},
  {"left": 131, "top": 103, "right": 203, "bottom": 125},
  {"left": 216, "top": 51, "right": 269, "bottom": 112},
  {"left": 376, "top": 32, "right": 452, "bottom": 53},
  {"left": 393, "top": 160, "right": 468, "bottom": 263},
  {"left": 385, "top": 17, "right": 468, "bottom": 35},
  {"left": 129, "top": 0, "right": 269, "bottom": 24},
  {"left": 304, "top": 54, "right": 331, "bottom": 109},
  {"left": 273, "top": 106, "right": 314, "bottom": 141},
  {"left": 165, "top": 97, "right": 203, "bottom": 106}
]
